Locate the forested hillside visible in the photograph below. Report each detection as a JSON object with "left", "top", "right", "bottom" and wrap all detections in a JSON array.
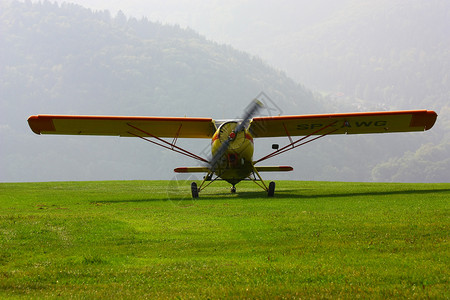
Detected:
[
  {"left": 1, "top": 1, "right": 447, "bottom": 183},
  {"left": 0, "top": 1, "right": 317, "bottom": 182}
]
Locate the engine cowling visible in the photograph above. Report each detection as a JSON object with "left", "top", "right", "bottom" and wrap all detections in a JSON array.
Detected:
[{"left": 211, "top": 121, "right": 254, "bottom": 171}]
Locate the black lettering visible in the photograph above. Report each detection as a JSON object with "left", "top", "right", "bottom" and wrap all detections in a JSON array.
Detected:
[
  {"left": 297, "top": 124, "right": 309, "bottom": 130},
  {"left": 296, "top": 123, "right": 324, "bottom": 130},
  {"left": 374, "top": 120, "right": 387, "bottom": 126},
  {"left": 341, "top": 121, "right": 351, "bottom": 128},
  {"left": 355, "top": 121, "right": 372, "bottom": 127}
]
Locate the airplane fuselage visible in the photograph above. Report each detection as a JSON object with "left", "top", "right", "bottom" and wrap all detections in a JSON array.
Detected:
[{"left": 211, "top": 121, "right": 254, "bottom": 185}]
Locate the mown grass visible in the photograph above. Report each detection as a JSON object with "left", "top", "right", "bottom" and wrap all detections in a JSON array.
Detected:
[{"left": 0, "top": 180, "right": 448, "bottom": 298}]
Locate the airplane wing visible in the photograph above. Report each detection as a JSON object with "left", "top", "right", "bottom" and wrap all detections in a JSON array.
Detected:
[
  {"left": 174, "top": 167, "right": 211, "bottom": 173},
  {"left": 248, "top": 110, "right": 437, "bottom": 138},
  {"left": 256, "top": 166, "right": 293, "bottom": 172},
  {"left": 28, "top": 115, "right": 216, "bottom": 138}
]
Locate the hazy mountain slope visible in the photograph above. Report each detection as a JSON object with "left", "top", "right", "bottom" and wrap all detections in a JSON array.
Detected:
[
  {"left": 59, "top": 0, "right": 448, "bottom": 112},
  {"left": 259, "top": 0, "right": 450, "bottom": 182},
  {"left": 268, "top": 0, "right": 449, "bottom": 106},
  {"left": 0, "top": 1, "right": 318, "bottom": 182}
]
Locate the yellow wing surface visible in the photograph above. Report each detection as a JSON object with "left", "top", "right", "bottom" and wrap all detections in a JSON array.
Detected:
[
  {"left": 248, "top": 110, "right": 437, "bottom": 138},
  {"left": 28, "top": 115, "right": 216, "bottom": 138}
]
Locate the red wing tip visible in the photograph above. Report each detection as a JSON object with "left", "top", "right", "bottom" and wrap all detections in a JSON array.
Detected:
[
  {"left": 279, "top": 166, "right": 294, "bottom": 171},
  {"left": 27, "top": 115, "right": 55, "bottom": 134},
  {"left": 424, "top": 110, "right": 438, "bottom": 130},
  {"left": 410, "top": 110, "right": 438, "bottom": 130}
]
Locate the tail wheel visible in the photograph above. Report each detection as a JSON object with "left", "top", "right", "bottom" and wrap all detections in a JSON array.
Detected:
[
  {"left": 191, "top": 182, "right": 199, "bottom": 198},
  {"left": 268, "top": 181, "right": 275, "bottom": 197}
]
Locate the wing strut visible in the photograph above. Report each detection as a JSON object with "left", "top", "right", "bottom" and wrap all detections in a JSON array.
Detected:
[
  {"left": 282, "top": 122, "right": 294, "bottom": 146},
  {"left": 198, "top": 171, "right": 216, "bottom": 192},
  {"left": 249, "top": 165, "right": 269, "bottom": 191},
  {"left": 171, "top": 124, "right": 182, "bottom": 150},
  {"left": 255, "top": 120, "right": 341, "bottom": 164},
  {"left": 126, "top": 123, "right": 209, "bottom": 163}
]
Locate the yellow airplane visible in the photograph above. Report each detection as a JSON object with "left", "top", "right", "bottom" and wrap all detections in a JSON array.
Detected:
[{"left": 28, "top": 99, "right": 437, "bottom": 198}]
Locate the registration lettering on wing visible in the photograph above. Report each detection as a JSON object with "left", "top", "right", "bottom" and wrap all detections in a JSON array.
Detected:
[{"left": 296, "top": 120, "right": 388, "bottom": 130}]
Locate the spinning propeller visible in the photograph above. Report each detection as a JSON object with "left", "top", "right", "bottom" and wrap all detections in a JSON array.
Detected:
[{"left": 209, "top": 99, "right": 264, "bottom": 172}]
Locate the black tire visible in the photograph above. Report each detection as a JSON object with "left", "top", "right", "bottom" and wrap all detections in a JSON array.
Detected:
[
  {"left": 191, "top": 182, "right": 199, "bottom": 198},
  {"left": 268, "top": 181, "right": 275, "bottom": 197},
  {"left": 231, "top": 186, "right": 236, "bottom": 193}
]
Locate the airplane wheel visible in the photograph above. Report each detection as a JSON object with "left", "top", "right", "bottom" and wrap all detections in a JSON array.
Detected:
[
  {"left": 191, "top": 182, "right": 199, "bottom": 198},
  {"left": 268, "top": 181, "right": 275, "bottom": 197},
  {"left": 231, "top": 186, "right": 236, "bottom": 193}
]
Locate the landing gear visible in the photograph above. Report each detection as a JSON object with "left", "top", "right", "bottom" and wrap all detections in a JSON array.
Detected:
[
  {"left": 268, "top": 181, "right": 275, "bottom": 197},
  {"left": 231, "top": 186, "right": 236, "bottom": 194},
  {"left": 191, "top": 182, "right": 199, "bottom": 198}
]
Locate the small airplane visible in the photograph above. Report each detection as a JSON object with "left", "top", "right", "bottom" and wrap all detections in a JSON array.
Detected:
[{"left": 28, "top": 97, "right": 437, "bottom": 198}]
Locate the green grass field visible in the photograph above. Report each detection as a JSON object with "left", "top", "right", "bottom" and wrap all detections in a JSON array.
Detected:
[{"left": 0, "top": 180, "right": 448, "bottom": 298}]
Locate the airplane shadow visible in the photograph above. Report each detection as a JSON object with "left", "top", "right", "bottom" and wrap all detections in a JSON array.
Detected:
[
  {"left": 92, "top": 188, "right": 450, "bottom": 204},
  {"left": 292, "top": 188, "right": 450, "bottom": 200}
]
